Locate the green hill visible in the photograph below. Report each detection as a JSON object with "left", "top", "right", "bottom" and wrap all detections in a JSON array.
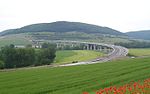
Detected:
[
  {"left": 0, "top": 21, "right": 125, "bottom": 36},
  {"left": 0, "top": 21, "right": 133, "bottom": 46},
  {"left": 126, "top": 30, "right": 150, "bottom": 40}
]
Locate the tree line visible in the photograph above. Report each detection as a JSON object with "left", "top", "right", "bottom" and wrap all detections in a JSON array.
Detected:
[
  {"left": 115, "top": 41, "right": 150, "bottom": 48},
  {"left": 0, "top": 43, "right": 56, "bottom": 69}
]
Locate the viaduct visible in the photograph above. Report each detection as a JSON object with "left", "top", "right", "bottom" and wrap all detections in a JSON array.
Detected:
[{"left": 32, "top": 40, "right": 128, "bottom": 66}]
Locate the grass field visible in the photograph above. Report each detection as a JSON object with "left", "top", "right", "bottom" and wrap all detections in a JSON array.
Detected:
[
  {"left": 0, "top": 57, "right": 150, "bottom": 94},
  {"left": 54, "top": 50, "right": 104, "bottom": 64},
  {"left": 129, "top": 48, "right": 150, "bottom": 56}
]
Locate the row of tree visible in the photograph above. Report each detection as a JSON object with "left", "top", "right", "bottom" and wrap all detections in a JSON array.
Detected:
[
  {"left": 0, "top": 43, "right": 56, "bottom": 69},
  {"left": 115, "top": 41, "right": 150, "bottom": 48}
]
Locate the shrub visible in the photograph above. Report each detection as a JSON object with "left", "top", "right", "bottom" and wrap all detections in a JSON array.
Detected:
[
  {"left": 0, "top": 44, "right": 56, "bottom": 69},
  {"left": 72, "top": 61, "right": 78, "bottom": 63},
  {"left": 0, "top": 60, "right": 4, "bottom": 69}
]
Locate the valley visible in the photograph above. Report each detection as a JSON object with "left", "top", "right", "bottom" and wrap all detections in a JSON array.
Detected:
[{"left": 0, "top": 21, "right": 150, "bottom": 94}]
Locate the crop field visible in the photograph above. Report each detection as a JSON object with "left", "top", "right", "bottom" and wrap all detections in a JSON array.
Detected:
[
  {"left": 0, "top": 57, "right": 150, "bottom": 94},
  {"left": 54, "top": 50, "right": 104, "bottom": 64},
  {"left": 129, "top": 48, "right": 150, "bottom": 56}
]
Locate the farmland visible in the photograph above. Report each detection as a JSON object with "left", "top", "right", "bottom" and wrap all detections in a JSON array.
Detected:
[
  {"left": 0, "top": 57, "right": 150, "bottom": 94},
  {"left": 0, "top": 34, "right": 31, "bottom": 47},
  {"left": 54, "top": 50, "right": 104, "bottom": 64},
  {"left": 0, "top": 34, "right": 149, "bottom": 94}
]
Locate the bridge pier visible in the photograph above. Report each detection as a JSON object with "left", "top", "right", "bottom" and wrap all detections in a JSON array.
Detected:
[
  {"left": 90, "top": 44, "right": 93, "bottom": 50},
  {"left": 33, "top": 40, "right": 114, "bottom": 54},
  {"left": 86, "top": 44, "right": 89, "bottom": 50},
  {"left": 56, "top": 42, "right": 105, "bottom": 51},
  {"left": 96, "top": 46, "right": 102, "bottom": 51},
  {"left": 93, "top": 44, "right": 96, "bottom": 50}
]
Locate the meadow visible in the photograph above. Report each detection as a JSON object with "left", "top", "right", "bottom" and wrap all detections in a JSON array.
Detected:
[
  {"left": 54, "top": 50, "right": 104, "bottom": 64},
  {"left": 0, "top": 57, "right": 150, "bottom": 94},
  {"left": 129, "top": 48, "right": 150, "bottom": 56}
]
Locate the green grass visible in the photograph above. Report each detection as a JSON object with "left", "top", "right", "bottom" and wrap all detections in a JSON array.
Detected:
[
  {"left": 129, "top": 48, "right": 150, "bottom": 56},
  {"left": 54, "top": 50, "right": 104, "bottom": 64},
  {"left": 0, "top": 57, "right": 150, "bottom": 94}
]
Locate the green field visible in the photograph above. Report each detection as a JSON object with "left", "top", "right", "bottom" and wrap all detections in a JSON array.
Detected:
[
  {"left": 129, "top": 48, "right": 150, "bottom": 56},
  {"left": 0, "top": 57, "right": 150, "bottom": 94},
  {"left": 54, "top": 50, "right": 104, "bottom": 64}
]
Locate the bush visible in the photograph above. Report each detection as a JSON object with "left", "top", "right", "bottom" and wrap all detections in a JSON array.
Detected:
[
  {"left": 0, "top": 60, "right": 4, "bottom": 69},
  {"left": 0, "top": 44, "right": 56, "bottom": 69},
  {"left": 36, "top": 47, "right": 56, "bottom": 65},
  {"left": 0, "top": 46, "right": 35, "bottom": 68},
  {"left": 72, "top": 61, "right": 78, "bottom": 63}
]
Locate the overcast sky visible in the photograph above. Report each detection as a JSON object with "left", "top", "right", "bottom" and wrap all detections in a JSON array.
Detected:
[{"left": 0, "top": 0, "right": 150, "bottom": 32}]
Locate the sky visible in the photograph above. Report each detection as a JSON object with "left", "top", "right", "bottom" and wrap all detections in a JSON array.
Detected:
[{"left": 0, "top": 0, "right": 150, "bottom": 32}]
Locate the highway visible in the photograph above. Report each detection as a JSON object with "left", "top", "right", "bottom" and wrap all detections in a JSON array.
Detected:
[
  {"left": 58, "top": 42, "right": 128, "bottom": 67},
  {"left": 0, "top": 41, "right": 128, "bottom": 71}
]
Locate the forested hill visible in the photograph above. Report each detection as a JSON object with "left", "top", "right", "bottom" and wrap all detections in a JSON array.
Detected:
[
  {"left": 0, "top": 21, "right": 125, "bottom": 36},
  {"left": 126, "top": 30, "right": 150, "bottom": 40}
]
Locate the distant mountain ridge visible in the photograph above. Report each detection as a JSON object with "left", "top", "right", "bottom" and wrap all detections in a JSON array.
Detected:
[
  {"left": 0, "top": 21, "right": 125, "bottom": 36},
  {"left": 126, "top": 30, "right": 150, "bottom": 40}
]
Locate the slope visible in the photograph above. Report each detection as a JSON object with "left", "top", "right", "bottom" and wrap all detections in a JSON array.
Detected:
[
  {"left": 0, "top": 21, "right": 125, "bottom": 36},
  {"left": 126, "top": 30, "right": 150, "bottom": 40},
  {"left": 0, "top": 57, "right": 150, "bottom": 94}
]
